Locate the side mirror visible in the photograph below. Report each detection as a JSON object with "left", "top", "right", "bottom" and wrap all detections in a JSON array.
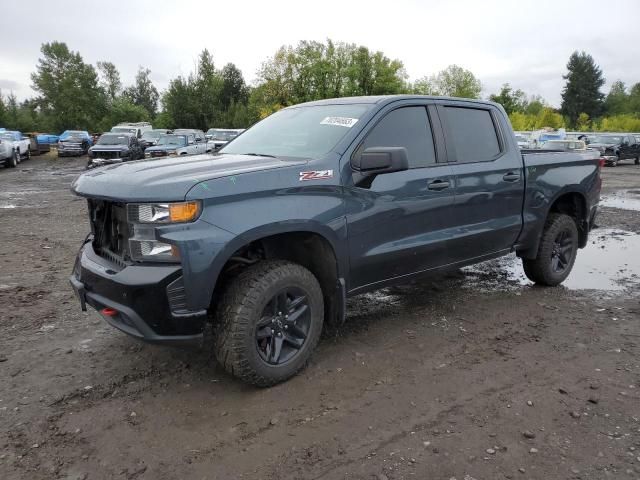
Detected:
[{"left": 352, "top": 147, "right": 409, "bottom": 175}]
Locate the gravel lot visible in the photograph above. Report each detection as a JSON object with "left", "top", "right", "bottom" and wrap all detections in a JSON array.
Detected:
[{"left": 1, "top": 155, "right": 639, "bottom": 480}]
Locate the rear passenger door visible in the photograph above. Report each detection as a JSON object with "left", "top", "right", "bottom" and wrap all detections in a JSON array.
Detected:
[
  {"left": 436, "top": 102, "right": 524, "bottom": 262},
  {"left": 345, "top": 103, "right": 457, "bottom": 290}
]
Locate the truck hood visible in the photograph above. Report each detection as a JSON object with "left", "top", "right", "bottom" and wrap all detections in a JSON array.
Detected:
[
  {"left": 145, "top": 145, "right": 179, "bottom": 152},
  {"left": 90, "top": 145, "right": 129, "bottom": 152},
  {"left": 71, "top": 153, "right": 307, "bottom": 202}
]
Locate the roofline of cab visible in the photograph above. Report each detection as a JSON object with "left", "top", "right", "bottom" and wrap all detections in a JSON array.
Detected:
[{"left": 290, "top": 95, "right": 502, "bottom": 109}]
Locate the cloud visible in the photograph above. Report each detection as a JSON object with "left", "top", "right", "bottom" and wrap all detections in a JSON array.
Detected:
[{"left": 0, "top": 0, "right": 638, "bottom": 107}]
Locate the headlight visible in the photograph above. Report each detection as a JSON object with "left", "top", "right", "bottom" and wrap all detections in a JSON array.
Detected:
[
  {"left": 126, "top": 201, "right": 201, "bottom": 262},
  {"left": 127, "top": 201, "right": 201, "bottom": 224}
]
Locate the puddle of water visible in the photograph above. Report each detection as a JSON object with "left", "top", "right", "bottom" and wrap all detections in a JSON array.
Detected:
[
  {"left": 600, "top": 190, "right": 640, "bottom": 211},
  {"left": 465, "top": 229, "right": 640, "bottom": 292}
]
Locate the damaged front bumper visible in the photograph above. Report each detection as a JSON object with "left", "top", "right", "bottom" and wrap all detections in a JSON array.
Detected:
[{"left": 69, "top": 238, "right": 206, "bottom": 345}]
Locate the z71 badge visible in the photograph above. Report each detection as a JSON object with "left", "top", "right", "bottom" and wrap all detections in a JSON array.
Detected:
[{"left": 299, "top": 170, "right": 334, "bottom": 181}]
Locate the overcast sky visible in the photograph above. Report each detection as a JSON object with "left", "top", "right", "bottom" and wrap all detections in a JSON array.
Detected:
[{"left": 1, "top": 0, "right": 639, "bottom": 107}]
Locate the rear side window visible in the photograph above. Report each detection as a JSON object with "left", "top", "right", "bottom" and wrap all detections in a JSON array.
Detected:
[
  {"left": 360, "top": 106, "right": 436, "bottom": 168},
  {"left": 444, "top": 107, "right": 501, "bottom": 162}
]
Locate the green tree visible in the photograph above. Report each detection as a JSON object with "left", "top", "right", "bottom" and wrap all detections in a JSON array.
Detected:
[
  {"left": 489, "top": 83, "right": 528, "bottom": 114},
  {"left": 536, "top": 107, "right": 565, "bottom": 129},
  {"left": 524, "top": 95, "right": 546, "bottom": 115},
  {"left": 629, "top": 83, "right": 640, "bottom": 114},
  {"left": 31, "top": 41, "right": 106, "bottom": 131},
  {"left": 560, "top": 51, "right": 605, "bottom": 127},
  {"left": 0, "top": 90, "right": 7, "bottom": 126},
  {"left": 256, "top": 39, "right": 406, "bottom": 106},
  {"left": 604, "top": 80, "right": 629, "bottom": 116},
  {"left": 220, "top": 63, "right": 247, "bottom": 109},
  {"left": 194, "top": 49, "right": 223, "bottom": 128},
  {"left": 123, "top": 67, "right": 159, "bottom": 118},
  {"left": 576, "top": 112, "right": 591, "bottom": 131},
  {"left": 97, "top": 61, "right": 122, "bottom": 102},
  {"left": 431, "top": 65, "right": 482, "bottom": 98},
  {"left": 98, "top": 98, "right": 150, "bottom": 131}
]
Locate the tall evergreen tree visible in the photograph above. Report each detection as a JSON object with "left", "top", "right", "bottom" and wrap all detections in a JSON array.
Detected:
[
  {"left": 97, "top": 61, "right": 122, "bottom": 102},
  {"left": 560, "top": 51, "right": 605, "bottom": 127},
  {"left": 123, "top": 67, "right": 159, "bottom": 118}
]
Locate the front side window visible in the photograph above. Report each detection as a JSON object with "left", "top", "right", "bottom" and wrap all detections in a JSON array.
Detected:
[
  {"left": 444, "top": 107, "right": 501, "bottom": 162},
  {"left": 358, "top": 106, "right": 436, "bottom": 168}
]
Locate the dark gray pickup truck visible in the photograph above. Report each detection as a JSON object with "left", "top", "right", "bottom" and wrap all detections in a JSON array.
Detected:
[{"left": 70, "top": 95, "right": 601, "bottom": 386}]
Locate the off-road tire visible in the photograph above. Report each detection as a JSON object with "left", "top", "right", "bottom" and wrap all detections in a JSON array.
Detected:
[
  {"left": 26, "top": 148, "right": 31, "bottom": 160},
  {"left": 214, "top": 260, "right": 324, "bottom": 387},
  {"left": 8, "top": 150, "right": 18, "bottom": 168},
  {"left": 522, "top": 213, "right": 579, "bottom": 286}
]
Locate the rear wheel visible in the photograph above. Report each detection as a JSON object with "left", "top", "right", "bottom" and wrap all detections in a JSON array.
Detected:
[
  {"left": 635, "top": 157, "right": 639, "bottom": 165},
  {"left": 25, "top": 148, "right": 31, "bottom": 160},
  {"left": 214, "top": 260, "right": 324, "bottom": 387},
  {"left": 522, "top": 213, "right": 579, "bottom": 286}
]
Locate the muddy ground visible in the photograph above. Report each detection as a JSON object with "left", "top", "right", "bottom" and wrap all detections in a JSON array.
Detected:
[{"left": 1, "top": 154, "right": 639, "bottom": 480}]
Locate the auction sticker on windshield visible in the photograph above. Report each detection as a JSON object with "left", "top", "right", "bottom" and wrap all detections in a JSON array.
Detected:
[{"left": 320, "top": 117, "right": 359, "bottom": 128}]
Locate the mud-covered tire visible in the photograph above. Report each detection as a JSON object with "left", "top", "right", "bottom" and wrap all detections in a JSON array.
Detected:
[
  {"left": 214, "top": 260, "right": 324, "bottom": 387},
  {"left": 8, "top": 150, "right": 18, "bottom": 168},
  {"left": 522, "top": 213, "right": 579, "bottom": 286}
]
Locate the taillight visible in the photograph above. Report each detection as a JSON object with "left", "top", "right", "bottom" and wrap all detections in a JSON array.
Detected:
[{"left": 599, "top": 158, "right": 605, "bottom": 168}]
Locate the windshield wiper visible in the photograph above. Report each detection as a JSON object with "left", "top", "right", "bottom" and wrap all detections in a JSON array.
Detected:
[{"left": 242, "top": 152, "right": 278, "bottom": 158}]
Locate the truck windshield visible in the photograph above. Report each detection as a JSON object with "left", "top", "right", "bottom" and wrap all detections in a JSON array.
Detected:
[
  {"left": 590, "top": 135, "right": 622, "bottom": 144},
  {"left": 111, "top": 127, "right": 137, "bottom": 134},
  {"left": 97, "top": 135, "right": 128, "bottom": 145},
  {"left": 220, "top": 104, "right": 370, "bottom": 159},
  {"left": 208, "top": 129, "right": 237, "bottom": 141},
  {"left": 142, "top": 131, "right": 164, "bottom": 140},
  {"left": 158, "top": 135, "right": 187, "bottom": 146}
]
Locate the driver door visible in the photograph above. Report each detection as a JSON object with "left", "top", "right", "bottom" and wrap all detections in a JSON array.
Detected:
[{"left": 345, "top": 104, "right": 457, "bottom": 291}]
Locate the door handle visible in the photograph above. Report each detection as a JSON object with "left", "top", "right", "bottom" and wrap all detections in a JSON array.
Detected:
[
  {"left": 428, "top": 180, "right": 450, "bottom": 191},
  {"left": 503, "top": 172, "right": 520, "bottom": 182}
]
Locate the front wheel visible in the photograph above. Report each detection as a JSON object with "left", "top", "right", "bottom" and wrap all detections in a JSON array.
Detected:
[
  {"left": 522, "top": 213, "right": 579, "bottom": 286},
  {"left": 214, "top": 260, "right": 324, "bottom": 387},
  {"left": 8, "top": 150, "right": 18, "bottom": 168}
]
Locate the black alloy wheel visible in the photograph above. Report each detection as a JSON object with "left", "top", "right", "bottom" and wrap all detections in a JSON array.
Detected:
[
  {"left": 255, "top": 288, "right": 310, "bottom": 365},
  {"left": 550, "top": 230, "right": 574, "bottom": 273}
]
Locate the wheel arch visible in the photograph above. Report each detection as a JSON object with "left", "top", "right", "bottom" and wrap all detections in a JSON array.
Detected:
[{"left": 209, "top": 223, "right": 347, "bottom": 327}]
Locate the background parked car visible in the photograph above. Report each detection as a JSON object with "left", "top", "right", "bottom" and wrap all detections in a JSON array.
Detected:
[
  {"left": 0, "top": 131, "right": 31, "bottom": 167},
  {"left": 57, "top": 130, "right": 93, "bottom": 157},
  {"left": 173, "top": 129, "right": 213, "bottom": 152},
  {"left": 140, "top": 129, "right": 172, "bottom": 150},
  {"left": 206, "top": 128, "right": 244, "bottom": 150},
  {"left": 144, "top": 133, "right": 203, "bottom": 158},
  {"left": 540, "top": 140, "right": 587, "bottom": 151},
  {"left": 87, "top": 132, "right": 144, "bottom": 168},
  {"left": 110, "top": 122, "right": 152, "bottom": 139},
  {"left": 586, "top": 133, "right": 640, "bottom": 166}
]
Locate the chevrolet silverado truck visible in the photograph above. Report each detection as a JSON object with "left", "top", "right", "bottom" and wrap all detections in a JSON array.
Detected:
[
  {"left": 70, "top": 95, "right": 601, "bottom": 386},
  {"left": 58, "top": 130, "right": 93, "bottom": 157},
  {"left": 87, "top": 132, "right": 144, "bottom": 168},
  {"left": 144, "top": 133, "right": 201, "bottom": 159}
]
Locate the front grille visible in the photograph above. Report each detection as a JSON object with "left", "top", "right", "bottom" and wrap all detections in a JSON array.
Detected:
[
  {"left": 166, "top": 276, "right": 187, "bottom": 314},
  {"left": 92, "top": 150, "right": 120, "bottom": 159},
  {"left": 88, "top": 200, "right": 130, "bottom": 264},
  {"left": 150, "top": 150, "right": 167, "bottom": 157}
]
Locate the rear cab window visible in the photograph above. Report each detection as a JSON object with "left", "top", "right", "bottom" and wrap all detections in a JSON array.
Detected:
[
  {"left": 441, "top": 106, "right": 502, "bottom": 163},
  {"left": 356, "top": 106, "right": 437, "bottom": 168}
]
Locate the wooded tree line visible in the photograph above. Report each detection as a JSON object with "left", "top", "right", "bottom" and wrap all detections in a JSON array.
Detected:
[{"left": 0, "top": 41, "right": 639, "bottom": 133}]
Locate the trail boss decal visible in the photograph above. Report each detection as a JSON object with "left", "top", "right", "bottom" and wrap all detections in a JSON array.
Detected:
[{"left": 299, "top": 170, "right": 334, "bottom": 181}]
